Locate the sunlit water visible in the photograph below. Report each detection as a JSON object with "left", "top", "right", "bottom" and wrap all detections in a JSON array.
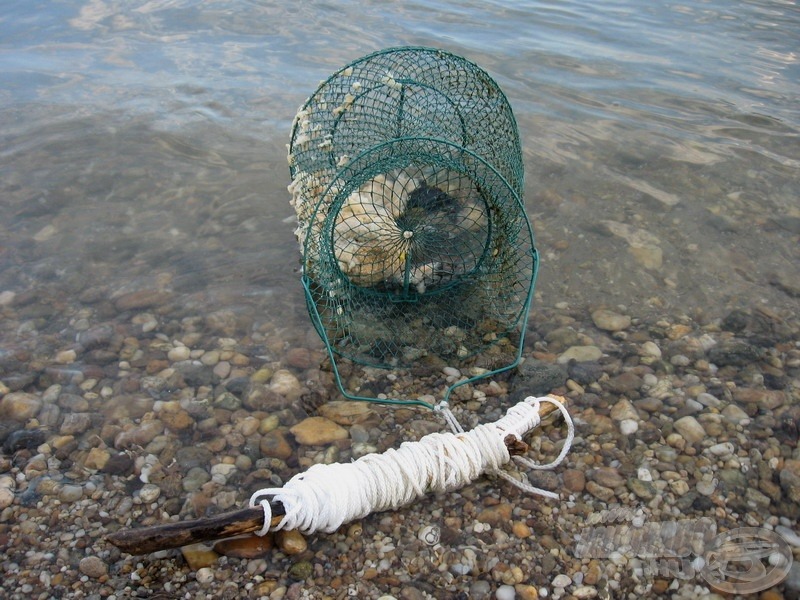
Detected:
[{"left": 1, "top": 0, "right": 798, "bottom": 343}]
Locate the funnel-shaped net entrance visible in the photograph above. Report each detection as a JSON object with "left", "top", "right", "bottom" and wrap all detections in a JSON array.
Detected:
[{"left": 287, "top": 47, "right": 537, "bottom": 398}]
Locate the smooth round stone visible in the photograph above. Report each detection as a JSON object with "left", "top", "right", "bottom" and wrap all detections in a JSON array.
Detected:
[
  {"left": 591, "top": 308, "right": 631, "bottom": 332},
  {"left": 0, "top": 487, "right": 14, "bottom": 509},
  {"left": 0, "top": 392, "right": 42, "bottom": 422},
  {"left": 167, "top": 346, "right": 191, "bottom": 362},
  {"left": 673, "top": 416, "right": 705, "bottom": 444},
  {"left": 269, "top": 369, "right": 302, "bottom": 397},
  {"left": 697, "top": 392, "right": 722, "bottom": 407},
  {"left": 552, "top": 574, "right": 572, "bottom": 588},
  {"left": 640, "top": 341, "right": 662, "bottom": 358},
  {"left": 59, "top": 484, "right": 83, "bottom": 503},
  {"left": 78, "top": 556, "right": 107, "bottom": 579},
  {"left": 196, "top": 567, "right": 214, "bottom": 584},
  {"left": 139, "top": 483, "right": 161, "bottom": 503},
  {"left": 496, "top": 585, "right": 516, "bottom": 600},
  {"left": 557, "top": 346, "right": 603, "bottom": 364},
  {"left": 619, "top": 419, "right": 639, "bottom": 435}
]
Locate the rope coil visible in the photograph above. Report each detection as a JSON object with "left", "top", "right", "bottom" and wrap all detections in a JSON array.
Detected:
[{"left": 249, "top": 396, "right": 573, "bottom": 536}]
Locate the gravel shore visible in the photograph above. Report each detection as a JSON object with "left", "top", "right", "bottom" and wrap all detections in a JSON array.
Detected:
[{"left": 1, "top": 285, "right": 798, "bottom": 600}]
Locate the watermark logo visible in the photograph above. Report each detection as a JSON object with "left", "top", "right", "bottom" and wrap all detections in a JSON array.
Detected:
[
  {"left": 575, "top": 507, "right": 793, "bottom": 594},
  {"left": 702, "top": 527, "right": 793, "bottom": 594}
]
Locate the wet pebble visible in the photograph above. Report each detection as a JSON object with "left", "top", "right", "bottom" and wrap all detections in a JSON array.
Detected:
[
  {"left": 0, "top": 392, "right": 42, "bottom": 422},
  {"left": 59, "top": 484, "right": 83, "bottom": 503},
  {"left": 557, "top": 346, "right": 602, "bottom": 364},
  {"left": 591, "top": 308, "right": 631, "bottom": 332},
  {"left": 290, "top": 417, "right": 348, "bottom": 445},
  {"left": 2, "top": 428, "right": 47, "bottom": 454},
  {"left": 673, "top": 416, "right": 705, "bottom": 444},
  {"left": 78, "top": 556, "right": 107, "bottom": 579}
]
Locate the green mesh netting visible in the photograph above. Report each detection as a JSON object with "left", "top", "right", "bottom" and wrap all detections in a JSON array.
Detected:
[{"left": 287, "top": 47, "right": 538, "bottom": 406}]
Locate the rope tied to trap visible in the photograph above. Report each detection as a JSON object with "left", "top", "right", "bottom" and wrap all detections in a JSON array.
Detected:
[{"left": 249, "top": 396, "right": 574, "bottom": 536}]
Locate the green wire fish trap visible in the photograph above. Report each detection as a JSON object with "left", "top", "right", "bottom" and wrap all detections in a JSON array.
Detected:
[{"left": 287, "top": 47, "right": 538, "bottom": 408}]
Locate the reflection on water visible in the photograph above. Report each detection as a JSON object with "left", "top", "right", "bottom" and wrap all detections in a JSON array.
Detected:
[
  {"left": 0, "top": 0, "right": 798, "bottom": 595},
  {"left": 1, "top": 0, "right": 797, "bottom": 326}
]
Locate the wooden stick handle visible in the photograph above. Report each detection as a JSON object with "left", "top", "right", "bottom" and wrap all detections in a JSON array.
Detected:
[{"left": 106, "top": 503, "right": 284, "bottom": 555}]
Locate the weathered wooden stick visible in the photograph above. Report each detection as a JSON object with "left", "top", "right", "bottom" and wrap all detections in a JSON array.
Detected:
[
  {"left": 107, "top": 502, "right": 285, "bottom": 555},
  {"left": 106, "top": 396, "right": 565, "bottom": 555}
]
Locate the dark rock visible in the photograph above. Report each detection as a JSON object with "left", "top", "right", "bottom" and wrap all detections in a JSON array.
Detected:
[
  {"left": 606, "top": 371, "right": 643, "bottom": 396},
  {"left": 101, "top": 452, "right": 134, "bottom": 476},
  {"left": 175, "top": 363, "right": 215, "bottom": 388},
  {"left": 708, "top": 339, "right": 762, "bottom": 367},
  {"left": 2, "top": 429, "right": 47, "bottom": 454},
  {"left": 224, "top": 376, "right": 250, "bottom": 397},
  {"left": 509, "top": 360, "right": 567, "bottom": 399},
  {"left": 721, "top": 310, "right": 750, "bottom": 333},
  {"left": 175, "top": 446, "right": 214, "bottom": 471},
  {"left": 568, "top": 361, "right": 604, "bottom": 386}
]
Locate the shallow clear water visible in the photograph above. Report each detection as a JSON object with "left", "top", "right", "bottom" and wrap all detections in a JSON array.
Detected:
[
  {"left": 0, "top": 1, "right": 799, "bottom": 595},
  {"left": 1, "top": 0, "right": 798, "bottom": 334}
]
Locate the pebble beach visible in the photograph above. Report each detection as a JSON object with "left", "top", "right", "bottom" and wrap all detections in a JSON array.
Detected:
[
  {"left": 1, "top": 1, "right": 799, "bottom": 599},
  {"left": 1, "top": 283, "right": 798, "bottom": 599}
]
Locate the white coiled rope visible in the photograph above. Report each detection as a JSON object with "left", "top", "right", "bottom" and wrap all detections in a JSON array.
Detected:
[{"left": 249, "top": 396, "right": 573, "bottom": 536}]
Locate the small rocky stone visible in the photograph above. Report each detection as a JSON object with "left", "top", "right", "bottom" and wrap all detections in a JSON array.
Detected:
[
  {"left": 514, "top": 585, "right": 538, "bottom": 600},
  {"left": 708, "top": 339, "right": 761, "bottom": 367},
  {"left": 60, "top": 413, "right": 92, "bottom": 435},
  {"left": 780, "top": 460, "right": 800, "bottom": 503},
  {"left": 476, "top": 503, "right": 513, "bottom": 527},
  {"left": 167, "top": 345, "right": 191, "bottom": 362},
  {"left": 591, "top": 308, "right": 631, "bottom": 332},
  {"left": 318, "top": 401, "right": 374, "bottom": 425},
  {"left": 285, "top": 347, "right": 318, "bottom": 370},
  {"left": 276, "top": 530, "right": 307, "bottom": 555},
  {"left": 512, "top": 521, "right": 532, "bottom": 539},
  {"left": 590, "top": 467, "right": 625, "bottom": 489},
  {"left": 640, "top": 341, "right": 662, "bottom": 358},
  {"left": 563, "top": 469, "right": 586, "bottom": 493},
  {"left": 196, "top": 567, "right": 214, "bottom": 584},
  {"left": 721, "top": 404, "right": 749, "bottom": 424},
  {"left": 511, "top": 360, "right": 568, "bottom": 397},
  {"left": 552, "top": 574, "right": 571, "bottom": 588},
  {"left": 696, "top": 392, "right": 722, "bottom": 408},
  {"left": 567, "top": 361, "right": 604, "bottom": 385},
  {"left": 0, "top": 486, "right": 14, "bottom": 509},
  {"left": 0, "top": 392, "right": 42, "bottom": 422},
  {"left": 627, "top": 478, "right": 657, "bottom": 500},
  {"left": 269, "top": 369, "right": 303, "bottom": 399},
  {"left": 181, "top": 544, "right": 219, "bottom": 570},
  {"left": 557, "top": 346, "right": 603, "bottom": 364},
  {"left": 114, "top": 289, "right": 173, "bottom": 311},
  {"left": 586, "top": 481, "right": 614, "bottom": 502},
  {"left": 259, "top": 429, "right": 293, "bottom": 459},
  {"left": 673, "top": 415, "right": 705, "bottom": 444},
  {"left": 609, "top": 398, "right": 639, "bottom": 421},
  {"left": 734, "top": 388, "right": 785, "bottom": 410},
  {"left": 495, "top": 585, "right": 516, "bottom": 600},
  {"left": 139, "top": 483, "right": 161, "bottom": 503},
  {"left": 114, "top": 420, "right": 164, "bottom": 449},
  {"left": 288, "top": 560, "right": 313, "bottom": 580},
  {"left": 619, "top": 419, "right": 638, "bottom": 435},
  {"left": 290, "top": 417, "right": 348, "bottom": 445},
  {"left": 2, "top": 428, "right": 47, "bottom": 454},
  {"left": 59, "top": 484, "right": 83, "bottom": 503},
  {"left": 101, "top": 452, "right": 134, "bottom": 475},
  {"left": 573, "top": 586, "right": 598, "bottom": 599},
  {"left": 78, "top": 556, "right": 107, "bottom": 579},
  {"left": 215, "top": 534, "right": 274, "bottom": 558},
  {"left": 83, "top": 447, "right": 110, "bottom": 470},
  {"left": 54, "top": 349, "right": 77, "bottom": 364}
]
